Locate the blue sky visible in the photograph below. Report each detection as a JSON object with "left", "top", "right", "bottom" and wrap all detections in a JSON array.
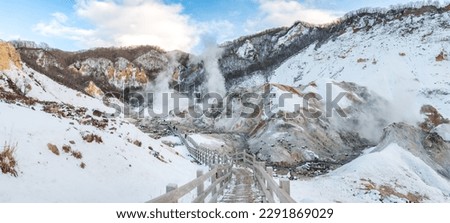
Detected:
[{"left": 0, "top": 0, "right": 442, "bottom": 52}]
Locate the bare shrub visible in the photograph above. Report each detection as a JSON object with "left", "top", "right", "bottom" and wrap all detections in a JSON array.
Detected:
[
  {"left": 361, "top": 179, "right": 428, "bottom": 203},
  {"left": 0, "top": 142, "right": 18, "bottom": 177},
  {"left": 62, "top": 145, "right": 72, "bottom": 153},
  {"left": 71, "top": 150, "right": 83, "bottom": 159},
  {"left": 82, "top": 133, "right": 103, "bottom": 144},
  {"left": 133, "top": 140, "right": 142, "bottom": 147},
  {"left": 357, "top": 58, "right": 368, "bottom": 63}
]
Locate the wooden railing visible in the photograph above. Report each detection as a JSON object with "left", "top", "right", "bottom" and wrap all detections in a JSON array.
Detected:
[
  {"left": 146, "top": 164, "right": 232, "bottom": 203},
  {"left": 167, "top": 125, "right": 229, "bottom": 166},
  {"left": 232, "top": 152, "right": 296, "bottom": 203},
  {"left": 186, "top": 136, "right": 230, "bottom": 166}
]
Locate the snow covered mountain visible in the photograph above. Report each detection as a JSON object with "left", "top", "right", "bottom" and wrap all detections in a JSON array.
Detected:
[
  {"left": 1, "top": 3, "right": 450, "bottom": 203},
  {"left": 172, "top": 3, "right": 450, "bottom": 202},
  {"left": 221, "top": 4, "right": 450, "bottom": 202}
]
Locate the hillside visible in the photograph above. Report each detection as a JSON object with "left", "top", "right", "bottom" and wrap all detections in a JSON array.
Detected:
[
  {"left": 292, "top": 143, "right": 450, "bottom": 203},
  {"left": 0, "top": 42, "right": 202, "bottom": 202}
]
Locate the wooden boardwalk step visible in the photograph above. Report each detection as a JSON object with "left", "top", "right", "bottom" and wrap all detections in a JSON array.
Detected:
[{"left": 219, "top": 168, "right": 263, "bottom": 203}]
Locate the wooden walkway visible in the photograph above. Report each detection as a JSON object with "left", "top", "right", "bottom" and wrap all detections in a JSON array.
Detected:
[
  {"left": 146, "top": 125, "right": 296, "bottom": 203},
  {"left": 219, "top": 168, "right": 261, "bottom": 203}
]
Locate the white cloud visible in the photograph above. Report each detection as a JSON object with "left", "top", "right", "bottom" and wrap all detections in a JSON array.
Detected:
[
  {"left": 34, "top": 0, "right": 200, "bottom": 52},
  {"left": 51, "top": 12, "right": 69, "bottom": 23},
  {"left": 33, "top": 12, "right": 104, "bottom": 45},
  {"left": 246, "top": 0, "right": 341, "bottom": 33}
]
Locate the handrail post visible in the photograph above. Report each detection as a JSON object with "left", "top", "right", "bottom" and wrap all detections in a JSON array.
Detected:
[
  {"left": 280, "top": 179, "right": 290, "bottom": 195},
  {"left": 195, "top": 148, "right": 199, "bottom": 162},
  {"left": 219, "top": 167, "right": 225, "bottom": 192},
  {"left": 209, "top": 151, "right": 213, "bottom": 166},
  {"left": 266, "top": 166, "right": 274, "bottom": 177},
  {"left": 197, "top": 170, "right": 204, "bottom": 202},
  {"left": 266, "top": 167, "right": 274, "bottom": 199},
  {"left": 203, "top": 150, "right": 207, "bottom": 166},
  {"left": 210, "top": 166, "right": 218, "bottom": 202},
  {"left": 166, "top": 184, "right": 178, "bottom": 203},
  {"left": 202, "top": 150, "right": 204, "bottom": 164},
  {"left": 257, "top": 161, "right": 268, "bottom": 201}
]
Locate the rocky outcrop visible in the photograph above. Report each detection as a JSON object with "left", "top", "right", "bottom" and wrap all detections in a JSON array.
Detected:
[
  {"left": 84, "top": 81, "right": 104, "bottom": 98},
  {"left": 2, "top": 41, "right": 155, "bottom": 102},
  {"left": 0, "top": 42, "right": 22, "bottom": 70},
  {"left": 69, "top": 57, "right": 152, "bottom": 88},
  {"left": 13, "top": 43, "right": 199, "bottom": 99}
]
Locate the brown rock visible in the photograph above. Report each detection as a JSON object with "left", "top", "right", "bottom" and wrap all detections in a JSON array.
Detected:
[
  {"left": 47, "top": 143, "right": 60, "bottom": 156},
  {"left": 0, "top": 42, "right": 22, "bottom": 71},
  {"left": 84, "top": 81, "right": 104, "bottom": 98}
]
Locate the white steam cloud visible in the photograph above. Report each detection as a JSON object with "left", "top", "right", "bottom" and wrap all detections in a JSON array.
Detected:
[
  {"left": 329, "top": 82, "right": 422, "bottom": 143},
  {"left": 200, "top": 44, "right": 226, "bottom": 96}
]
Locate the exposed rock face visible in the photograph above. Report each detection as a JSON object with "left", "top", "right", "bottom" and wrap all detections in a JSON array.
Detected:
[
  {"left": 419, "top": 105, "right": 449, "bottom": 132},
  {"left": 236, "top": 40, "right": 257, "bottom": 60},
  {"left": 0, "top": 42, "right": 22, "bottom": 70},
  {"left": 12, "top": 43, "right": 184, "bottom": 97},
  {"left": 69, "top": 57, "right": 148, "bottom": 88},
  {"left": 84, "top": 81, "right": 104, "bottom": 98}
]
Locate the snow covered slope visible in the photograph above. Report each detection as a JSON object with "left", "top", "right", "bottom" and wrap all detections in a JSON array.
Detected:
[
  {"left": 291, "top": 143, "right": 450, "bottom": 203},
  {"left": 269, "top": 8, "right": 450, "bottom": 118},
  {"left": 0, "top": 43, "right": 202, "bottom": 202},
  {"left": 0, "top": 102, "right": 199, "bottom": 202}
]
